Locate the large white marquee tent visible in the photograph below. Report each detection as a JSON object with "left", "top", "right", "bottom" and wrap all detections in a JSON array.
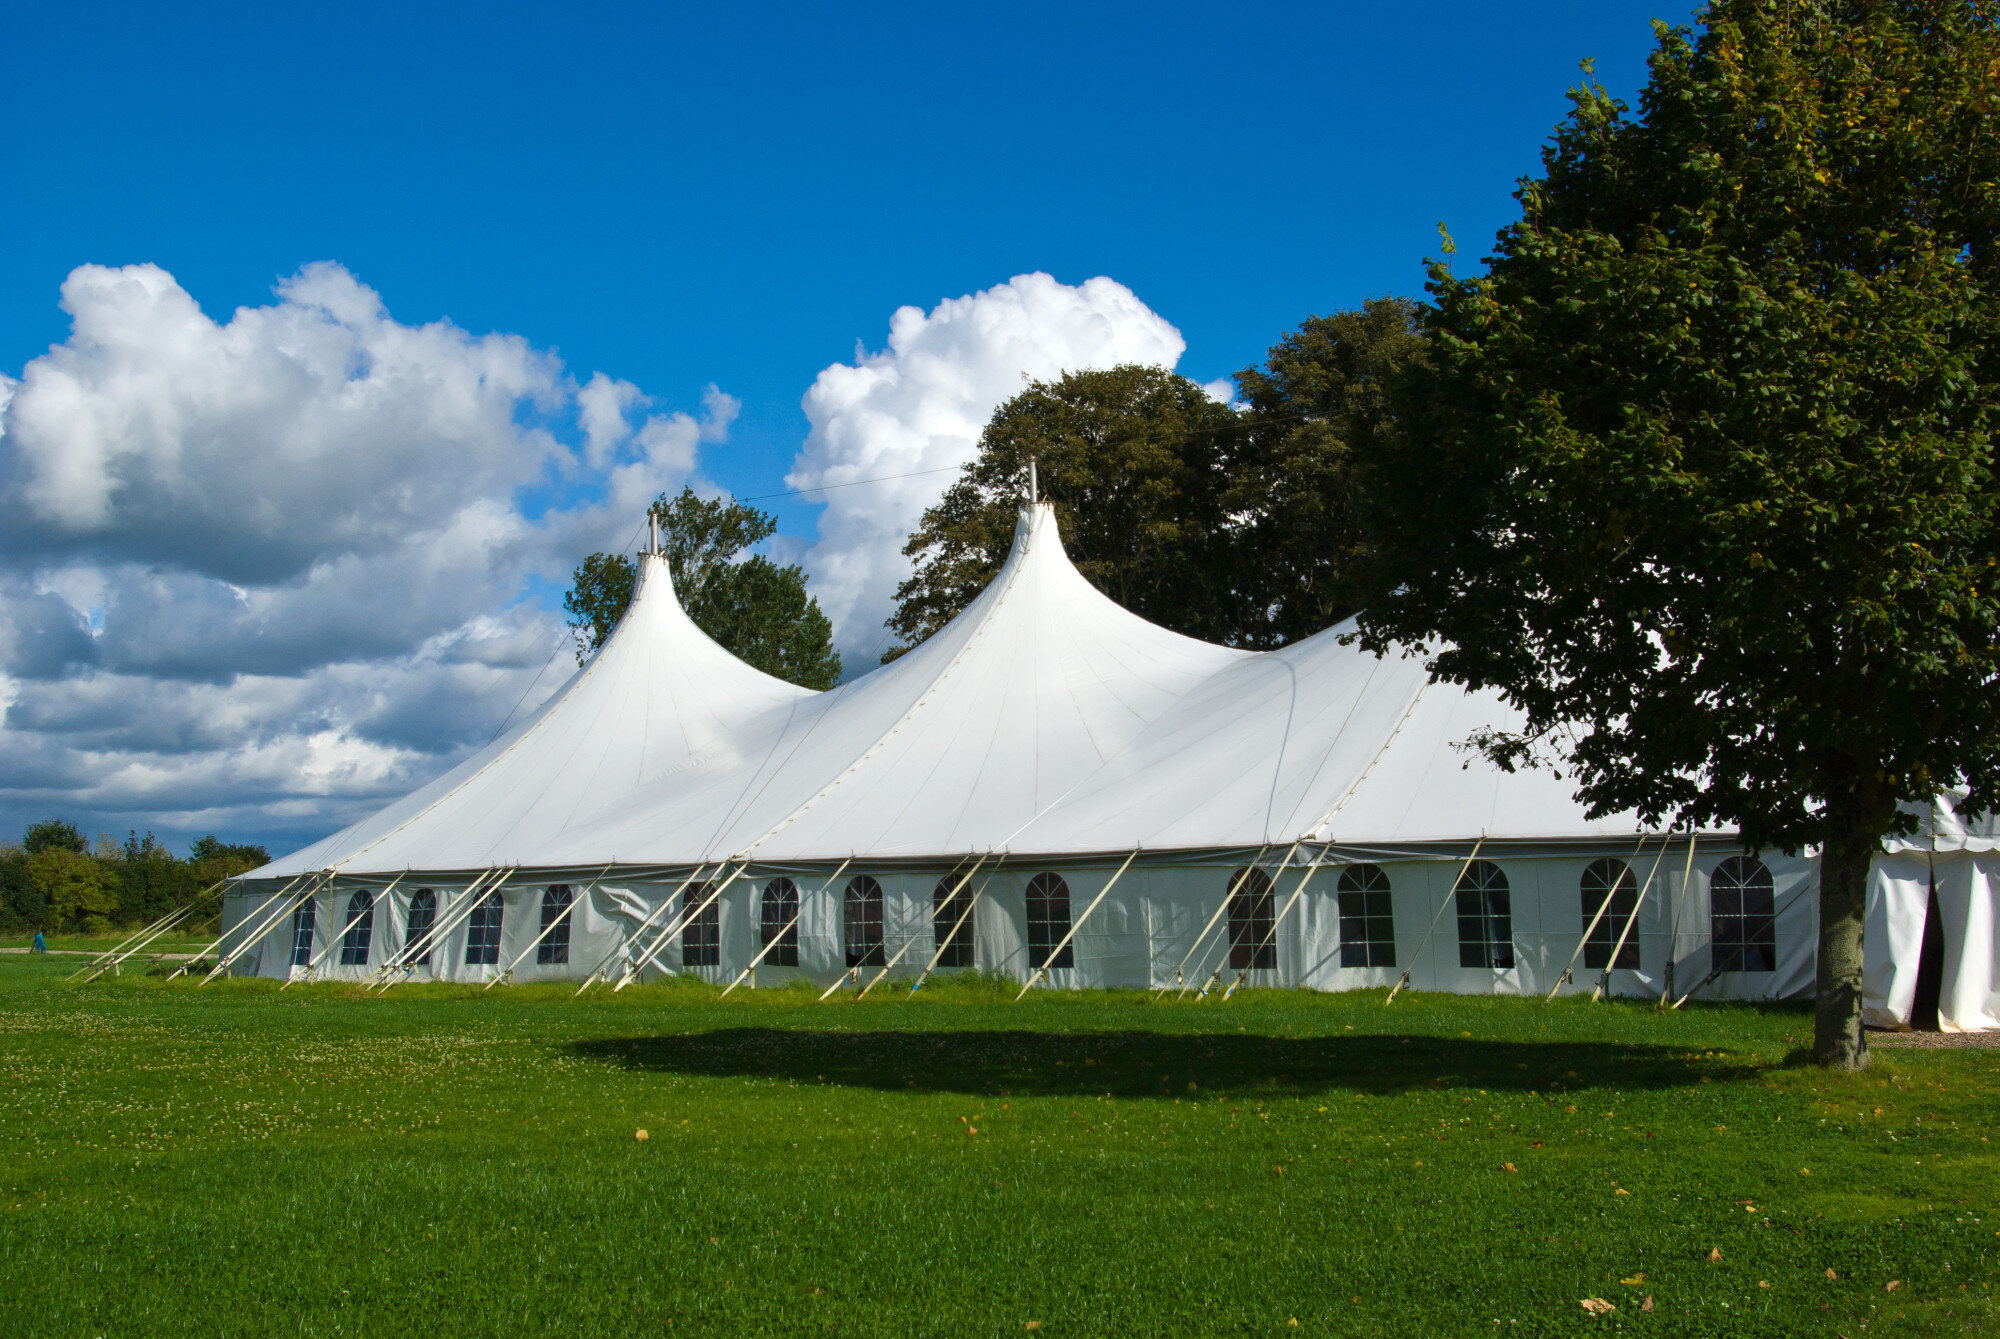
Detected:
[{"left": 220, "top": 501, "right": 1998, "bottom": 1030}]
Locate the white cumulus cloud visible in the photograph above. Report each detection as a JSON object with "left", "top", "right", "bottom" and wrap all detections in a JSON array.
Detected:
[
  {"left": 790, "top": 272, "right": 1187, "bottom": 657},
  {"left": 0, "top": 262, "right": 726, "bottom": 851}
]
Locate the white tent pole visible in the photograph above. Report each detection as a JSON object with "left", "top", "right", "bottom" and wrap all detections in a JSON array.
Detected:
[
  {"left": 171, "top": 873, "right": 309, "bottom": 982},
  {"left": 574, "top": 864, "right": 710, "bottom": 996},
  {"left": 201, "top": 873, "right": 325, "bottom": 985},
  {"left": 364, "top": 867, "right": 498, "bottom": 988},
  {"left": 720, "top": 858, "right": 851, "bottom": 998},
  {"left": 856, "top": 857, "right": 986, "bottom": 1000},
  {"left": 1015, "top": 849, "right": 1140, "bottom": 1000},
  {"left": 73, "top": 887, "right": 220, "bottom": 978},
  {"left": 910, "top": 866, "right": 995, "bottom": 995},
  {"left": 1155, "top": 846, "right": 1270, "bottom": 1001},
  {"left": 487, "top": 866, "right": 611, "bottom": 989},
  {"left": 615, "top": 866, "right": 731, "bottom": 990},
  {"left": 1386, "top": 836, "right": 1487, "bottom": 1005},
  {"left": 612, "top": 864, "right": 734, "bottom": 992},
  {"left": 1659, "top": 829, "right": 1700, "bottom": 1007},
  {"left": 76, "top": 881, "right": 228, "bottom": 982},
  {"left": 1591, "top": 834, "right": 1674, "bottom": 1002},
  {"left": 616, "top": 864, "right": 749, "bottom": 991},
  {"left": 288, "top": 873, "right": 406, "bottom": 989},
  {"left": 1223, "top": 846, "right": 1336, "bottom": 1001},
  {"left": 383, "top": 867, "right": 515, "bottom": 991},
  {"left": 373, "top": 868, "right": 512, "bottom": 991},
  {"left": 1194, "top": 847, "right": 1302, "bottom": 1000},
  {"left": 1546, "top": 833, "right": 1651, "bottom": 1001}
]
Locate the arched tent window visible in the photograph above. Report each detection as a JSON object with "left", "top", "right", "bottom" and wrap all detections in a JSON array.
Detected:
[
  {"left": 1337, "top": 864, "right": 1395, "bottom": 967},
  {"left": 761, "top": 878, "right": 800, "bottom": 967},
  {"left": 1025, "top": 873, "right": 1072, "bottom": 970},
  {"left": 290, "top": 898, "right": 317, "bottom": 967},
  {"left": 464, "top": 888, "right": 504, "bottom": 966},
  {"left": 844, "top": 877, "right": 884, "bottom": 968},
  {"left": 537, "top": 885, "right": 574, "bottom": 965},
  {"left": 932, "top": 871, "right": 976, "bottom": 969},
  {"left": 1455, "top": 860, "right": 1514, "bottom": 969},
  {"left": 682, "top": 883, "right": 721, "bottom": 967},
  {"left": 403, "top": 889, "right": 437, "bottom": 969},
  {"left": 1580, "top": 858, "right": 1640, "bottom": 970},
  {"left": 1711, "top": 856, "right": 1776, "bottom": 972},
  {"left": 339, "top": 889, "right": 374, "bottom": 966},
  {"left": 1226, "top": 867, "right": 1276, "bottom": 970}
]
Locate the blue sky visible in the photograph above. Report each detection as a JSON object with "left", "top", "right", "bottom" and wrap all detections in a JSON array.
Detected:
[
  {"left": 0, "top": 0, "right": 1688, "bottom": 851},
  {"left": 3, "top": 0, "right": 1678, "bottom": 533}
]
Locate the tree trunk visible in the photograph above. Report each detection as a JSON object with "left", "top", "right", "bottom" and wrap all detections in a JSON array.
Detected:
[{"left": 1815, "top": 824, "right": 1874, "bottom": 1070}]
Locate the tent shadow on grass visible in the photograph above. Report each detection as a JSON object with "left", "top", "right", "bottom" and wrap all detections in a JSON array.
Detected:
[{"left": 567, "top": 1029, "right": 1758, "bottom": 1097}]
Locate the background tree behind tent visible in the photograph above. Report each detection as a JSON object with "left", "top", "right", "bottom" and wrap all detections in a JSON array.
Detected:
[
  {"left": 564, "top": 487, "right": 843, "bottom": 690},
  {"left": 1352, "top": 2, "right": 2000, "bottom": 1070},
  {"left": 0, "top": 824, "right": 269, "bottom": 933},
  {"left": 888, "top": 319, "right": 1422, "bottom": 660}
]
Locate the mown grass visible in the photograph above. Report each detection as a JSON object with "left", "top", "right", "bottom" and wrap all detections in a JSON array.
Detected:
[{"left": 0, "top": 955, "right": 1993, "bottom": 1336}]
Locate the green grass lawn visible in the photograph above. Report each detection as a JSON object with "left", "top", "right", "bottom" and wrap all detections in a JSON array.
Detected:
[{"left": 0, "top": 956, "right": 1993, "bottom": 1336}]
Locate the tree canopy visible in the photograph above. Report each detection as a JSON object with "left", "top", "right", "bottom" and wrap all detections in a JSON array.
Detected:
[
  {"left": 889, "top": 317, "right": 1424, "bottom": 659},
  {"left": 1353, "top": 0, "right": 2000, "bottom": 1068},
  {"left": 564, "top": 487, "right": 842, "bottom": 690}
]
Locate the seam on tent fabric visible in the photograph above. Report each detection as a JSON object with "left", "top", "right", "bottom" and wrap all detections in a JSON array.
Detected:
[
  {"left": 1304, "top": 676, "right": 1430, "bottom": 843},
  {"left": 1268, "top": 654, "right": 1395, "bottom": 842},
  {"left": 730, "top": 506, "right": 1042, "bottom": 860}
]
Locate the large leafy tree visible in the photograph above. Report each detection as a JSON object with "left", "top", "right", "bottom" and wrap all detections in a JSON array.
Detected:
[
  {"left": 1355, "top": 1, "right": 2000, "bottom": 1068},
  {"left": 889, "top": 366, "right": 1246, "bottom": 658},
  {"left": 1229, "top": 298, "right": 1428, "bottom": 645},
  {"left": 565, "top": 487, "right": 842, "bottom": 690}
]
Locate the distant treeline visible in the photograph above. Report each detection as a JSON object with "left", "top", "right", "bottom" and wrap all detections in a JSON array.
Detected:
[{"left": 0, "top": 820, "right": 268, "bottom": 934}]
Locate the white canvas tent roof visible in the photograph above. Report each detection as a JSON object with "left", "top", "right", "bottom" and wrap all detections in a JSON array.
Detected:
[
  {"left": 260, "top": 501, "right": 1638, "bottom": 878},
  {"left": 259, "top": 553, "right": 812, "bottom": 877}
]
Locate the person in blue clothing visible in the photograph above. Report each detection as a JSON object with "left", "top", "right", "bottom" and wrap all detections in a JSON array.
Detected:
[{"left": 31, "top": 930, "right": 46, "bottom": 953}]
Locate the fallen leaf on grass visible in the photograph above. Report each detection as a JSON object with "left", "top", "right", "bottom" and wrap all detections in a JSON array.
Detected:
[
  {"left": 1826, "top": 1268, "right": 1838, "bottom": 1279},
  {"left": 1529, "top": 1140, "right": 1544, "bottom": 1148},
  {"left": 1641, "top": 1296, "right": 1654, "bottom": 1313},
  {"left": 635, "top": 1129, "right": 648, "bottom": 1142},
  {"left": 1580, "top": 1297, "right": 1615, "bottom": 1315},
  {"left": 1707, "top": 1248, "right": 1723, "bottom": 1262},
  {"left": 1501, "top": 1162, "right": 1517, "bottom": 1173},
  {"left": 1025, "top": 1322, "right": 1041, "bottom": 1331},
  {"left": 1886, "top": 1281, "right": 1900, "bottom": 1292},
  {"left": 1759, "top": 1281, "right": 1770, "bottom": 1289},
  {"left": 1614, "top": 1188, "right": 1629, "bottom": 1196},
  {"left": 1620, "top": 1274, "right": 1645, "bottom": 1286}
]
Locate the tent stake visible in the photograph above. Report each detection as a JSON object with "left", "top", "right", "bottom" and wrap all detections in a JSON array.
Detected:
[
  {"left": 1015, "top": 849, "right": 1139, "bottom": 1000},
  {"left": 1386, "top": 836, "right": 1486, "bottom": 1005},
  {"left": 1592, "top": 835, "right": 1673, "bottom": 1001}
]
